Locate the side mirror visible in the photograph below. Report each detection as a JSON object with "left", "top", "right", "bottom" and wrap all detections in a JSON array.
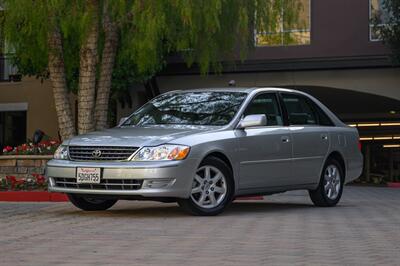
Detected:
[
  {"left": 237, "top": 114, "right": 267, "bottom": 129},
  {"left": 118, "top": 117, "right": 129, "bottom": 126}
]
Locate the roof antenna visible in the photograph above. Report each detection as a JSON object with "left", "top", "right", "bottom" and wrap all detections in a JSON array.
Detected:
[{"left": 228, "top": 80, "right": 236, "bottom": 87}]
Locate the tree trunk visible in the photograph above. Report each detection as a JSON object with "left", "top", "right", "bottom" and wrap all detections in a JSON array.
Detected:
[
  {"left": 77, "top": 0, "right": 100, "bottom": 134},
  {"left": 95, "top": 1, "right": 119, "bottom": 130},
  {"left": 47, "top": 27, "right": 76, "bottom": 140}
]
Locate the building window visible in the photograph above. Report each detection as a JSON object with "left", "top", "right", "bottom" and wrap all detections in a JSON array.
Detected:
[
  {"left": 0, "top": 111, "right": 27, "bottom": 149},
  {"left": 369, "top": 0, "right": 390, "bottom": 41},
  {"left": 0, "top": 10, "right": 19, "bottom": 82},
  {"left": 0, "top": 54, "right": 19, "bottom": 81},
  {"left": 255, "top": 0, "right": 311, "bottom": 47}
]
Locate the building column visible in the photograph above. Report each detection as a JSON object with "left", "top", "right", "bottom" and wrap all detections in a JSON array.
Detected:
[
  {"left": 389, "top": 149, "right": 394, "bottom": 182},
  {"left": 365, "top": 144, "right": 371, "bottom": 183}
]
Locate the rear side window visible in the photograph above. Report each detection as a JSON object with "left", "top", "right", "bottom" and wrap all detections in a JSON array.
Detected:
[
  {"left": 307, "top": 99, "right": 334, "bottom": 126},
  {"left": 281, "top": 93, "right": 317, "bottom": 125},
  {"left": 244, "top": 93, "right": 283, "bottom": 126}
]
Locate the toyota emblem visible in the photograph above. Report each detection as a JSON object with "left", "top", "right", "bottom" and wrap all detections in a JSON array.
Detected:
[{"left": 92, "top": 149, "right": 102, "bottom": 158}]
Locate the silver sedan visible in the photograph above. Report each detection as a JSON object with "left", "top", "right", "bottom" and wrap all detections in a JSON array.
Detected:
[{"left": 46, "top": 88, "right": 363, "bottom": 215}]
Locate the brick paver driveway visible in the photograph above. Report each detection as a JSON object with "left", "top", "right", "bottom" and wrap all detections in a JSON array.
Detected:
[{"left": 0, "top": 186, "right": 399, "bottom": 266}]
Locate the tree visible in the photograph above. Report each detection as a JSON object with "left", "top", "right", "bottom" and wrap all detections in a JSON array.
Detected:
[
  {"left": 47, "top": 24, "right": 76, "bottom": 139},
  {"left": 372, "top": 0, "right": 400, "bottom": 64},
  {"left": 95, "top": 0, "right": 119, "bottom": 130},
  {"left": 2, "top": 0, "right": 303, "bottom": 140},
  {"left": 379, "top": 0, "right": 400, "bottom": 63}
]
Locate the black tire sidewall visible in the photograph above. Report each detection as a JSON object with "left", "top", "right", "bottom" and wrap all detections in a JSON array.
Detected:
[{"left": 67, "top": 194, "right": 117, "bottom": 211}]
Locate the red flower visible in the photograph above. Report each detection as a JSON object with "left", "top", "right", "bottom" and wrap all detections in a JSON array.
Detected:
[
  {"left": 5, "top": 146, "right": 13, "bottom": 152},
  {"left": 32, "top": 174, "right": 46, "bottom": 186},
  {"left": 39, "top": 140, "right": 51, "bottom": 147},
  {"left": 5, "top": 176, "right": 25, "bottom": 190}
]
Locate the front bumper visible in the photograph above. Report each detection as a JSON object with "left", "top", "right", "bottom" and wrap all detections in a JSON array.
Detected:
[{"left": 46, "top": 159, "right": 199, "bottom": 199}]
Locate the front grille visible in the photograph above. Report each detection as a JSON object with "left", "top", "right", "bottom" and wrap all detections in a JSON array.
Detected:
[
  {"left": 69, "top": 146, "right": 138, "bottom": 161},
  {"left": 53, "top": 177, "right": 143, "bottom": 190}
]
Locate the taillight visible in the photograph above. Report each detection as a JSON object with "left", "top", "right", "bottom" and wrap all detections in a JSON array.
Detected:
[{"left": 358, "top": 140, "right": 362, "bottom": 151}]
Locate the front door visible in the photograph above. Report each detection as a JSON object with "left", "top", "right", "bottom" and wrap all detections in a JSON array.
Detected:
[{"left": 236, "top": 93, "right": 293, "bottom": 189}]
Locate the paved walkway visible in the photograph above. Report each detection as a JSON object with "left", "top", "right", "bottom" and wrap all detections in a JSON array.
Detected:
[{"left": 0, "top": 186, "right": 399, "bottom": 266}]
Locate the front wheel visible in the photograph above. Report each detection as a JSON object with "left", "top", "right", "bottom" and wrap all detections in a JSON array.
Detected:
[
  {"left": 309, "top": 158, "right": 344, "bottom": 207},
  {"left": 178, "top": 156, "right": 234, "bottom": 216},
  {"left": 67, "top": 194, "right": 118, "bottom": 211}
]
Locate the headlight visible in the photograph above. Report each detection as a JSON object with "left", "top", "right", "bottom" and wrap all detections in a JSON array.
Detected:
[
  {"left": 132, "top": 145, "right": 190, "bottom": 161},
  {"left": 53, "top": 145, "right": 69, "bottom": 160}
]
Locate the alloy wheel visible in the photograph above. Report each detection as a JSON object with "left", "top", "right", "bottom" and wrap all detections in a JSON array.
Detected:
[
  {"left": 324, "top": 164, "right": 341, "bottom": 200},
  {"left": 190, "top": 165, "right": 227, "bottom": 209}
]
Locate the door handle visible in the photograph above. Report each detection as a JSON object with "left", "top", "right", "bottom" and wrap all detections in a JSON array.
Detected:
[
  {"left": 321, "top": 134, "right": 328, "bottom": 140},
  {"left": 281, "top": 136, "right": 290, "bottom": 143}
]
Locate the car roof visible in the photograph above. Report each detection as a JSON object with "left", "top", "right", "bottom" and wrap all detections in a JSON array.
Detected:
[
  {"left": 166, "top": 87, "right": 346, "bottom": 127},
  {"left": 170, "top": 87, "right": 297, "bottom": 94}
]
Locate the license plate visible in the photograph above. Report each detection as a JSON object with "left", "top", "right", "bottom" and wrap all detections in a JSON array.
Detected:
[{"left": 76, "top": 168, "right": 101, "bottom": 184}]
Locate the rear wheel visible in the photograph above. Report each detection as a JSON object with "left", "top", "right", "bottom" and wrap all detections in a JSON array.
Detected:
[
  {"left": 178, "top": 156, "right": 234, "bottom": 216},
  {"left": 309, "top": 158, "right": 344, "bottom": 207},
  {"left": 67, "top": 194, "right": 117, "bottom": 211}
]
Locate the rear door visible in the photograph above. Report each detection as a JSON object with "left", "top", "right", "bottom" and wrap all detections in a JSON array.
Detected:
[
  {"left": 236, "top": 92, "right": 293, "bottom": 189},
  {"left": 280, "top": 93, "right": 331, "bottom": 185}
]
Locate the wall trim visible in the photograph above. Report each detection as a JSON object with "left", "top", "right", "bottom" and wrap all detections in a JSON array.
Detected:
[
  {"left": 0, "top": 102, "right": 28, "bottom": 112},
  {"left": 161, "top": 55, "right": 394, "bottom": 76}
]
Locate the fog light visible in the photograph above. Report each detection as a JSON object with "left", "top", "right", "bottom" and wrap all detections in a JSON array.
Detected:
[{"left": 142, "top": 179, "right": 175, "bottom": 189}]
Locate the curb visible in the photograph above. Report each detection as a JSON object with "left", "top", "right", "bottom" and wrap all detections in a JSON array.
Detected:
[
  {"left": 387, "top": 182, "right": 400, "bottom": 188},
  {"left": 0, "top": 191, "right": 68, "bottom": 202}
]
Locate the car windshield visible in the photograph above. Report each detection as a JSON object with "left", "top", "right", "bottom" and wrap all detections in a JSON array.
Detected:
[{"left": 122, "top": 91, "right": 248, "bottom": 126}]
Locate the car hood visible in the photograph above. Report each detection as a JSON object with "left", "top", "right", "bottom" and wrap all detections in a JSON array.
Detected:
[{"left": 66, "top": 125, "right": 220, "bottom": 147}]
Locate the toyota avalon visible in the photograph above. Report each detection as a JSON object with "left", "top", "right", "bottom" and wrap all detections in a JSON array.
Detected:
[{"left": 46, "top": 88, "right": 363, "bottom": 215}]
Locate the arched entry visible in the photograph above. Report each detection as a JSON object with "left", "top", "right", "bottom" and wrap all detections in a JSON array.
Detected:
[
  {"left": 285, "top": 85, "right": 400, "bottom": 184},
  {"left": 284, "top": 85, "right": 400, "bottom": 122}
]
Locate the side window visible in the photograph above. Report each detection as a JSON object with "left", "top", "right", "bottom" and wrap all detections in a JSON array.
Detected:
[
  {"left": 243, "top": 93, "right": 283, "bottom": 126},
  {"left": 307, "top": 99, "right": 334, "bottom": 126},
  {"left": 282, "top": 93, "right": 317, "bottom": 125}
]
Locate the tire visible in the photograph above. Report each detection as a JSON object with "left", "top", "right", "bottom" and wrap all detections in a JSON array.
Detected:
[
  {"left": 67, "top": 194, "right": 118, "bottom": 211},
  {"left": 178, "top": 156, "right": 234, "bottom": 216},
  {"left": 309, "top": 158, "right": 344, "bottom": 207}
]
